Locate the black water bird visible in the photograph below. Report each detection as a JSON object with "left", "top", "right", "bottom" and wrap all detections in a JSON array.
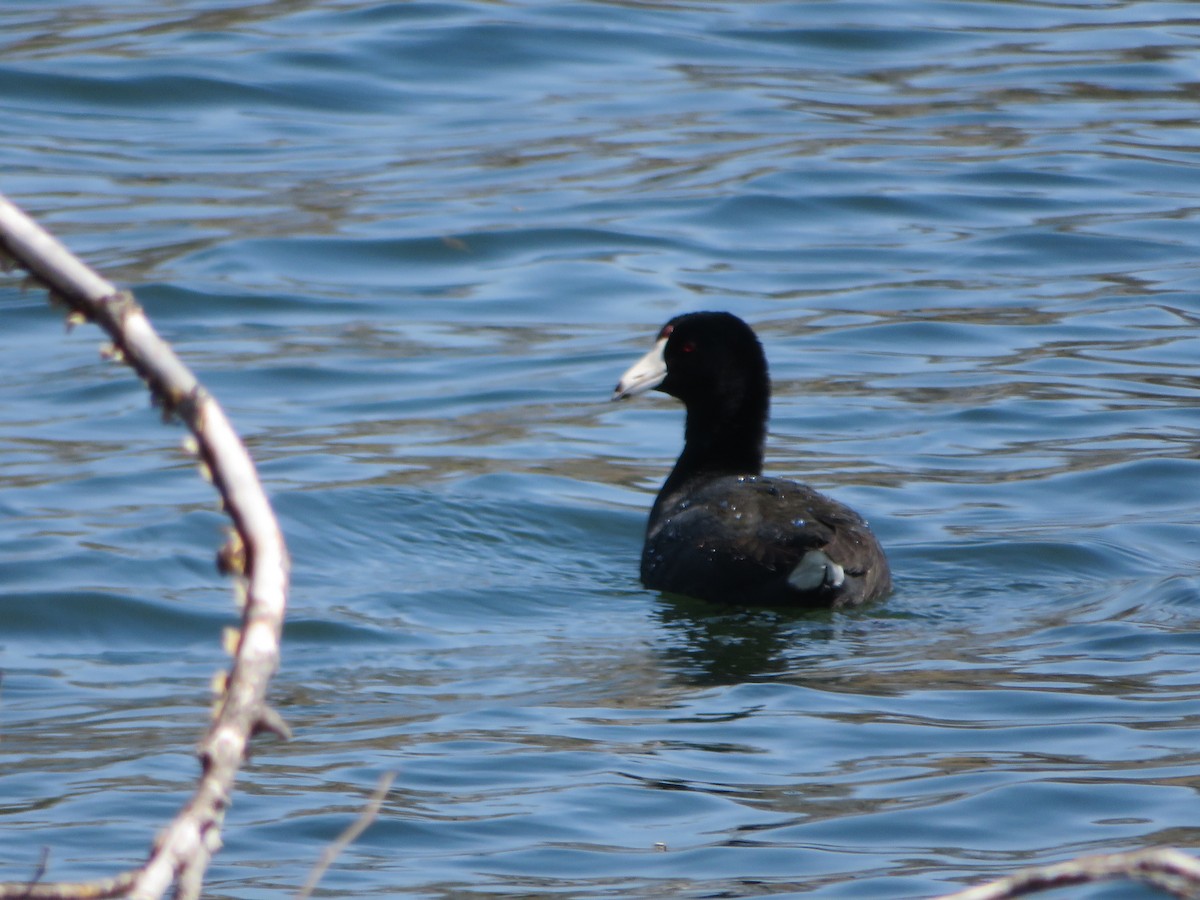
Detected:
[{"left": 612, "top": 311, "right": 890, "bottom": 607}]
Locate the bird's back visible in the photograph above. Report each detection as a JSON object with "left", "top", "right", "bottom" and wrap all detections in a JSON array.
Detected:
[{"left": 641, "top": 474, "right": 890, "bottom": 607}]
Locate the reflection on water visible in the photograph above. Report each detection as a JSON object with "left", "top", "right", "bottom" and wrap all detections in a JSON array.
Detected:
[{"left": 656, "top": 598, "right": 841, "bottom": 685}]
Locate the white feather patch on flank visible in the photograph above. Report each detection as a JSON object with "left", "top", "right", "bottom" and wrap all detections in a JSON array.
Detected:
[{"left": 788, "top": 550, "right": 845, "bottom": 592}]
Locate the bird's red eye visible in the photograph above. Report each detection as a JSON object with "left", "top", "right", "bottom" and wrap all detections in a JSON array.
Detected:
[{"left": 680, "top": 340, "right": 696, "bottom": 353}]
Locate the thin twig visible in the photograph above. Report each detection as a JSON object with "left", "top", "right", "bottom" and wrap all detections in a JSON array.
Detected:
[
  {"left": 295, "top": 773, "right": 396, "bottom": 900},
  {"left": 14, "top": 849, "right": 49, "bottom": 900}
]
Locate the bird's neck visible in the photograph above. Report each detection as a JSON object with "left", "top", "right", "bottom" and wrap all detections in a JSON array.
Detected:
[{"left": 659, "top": 397, "right": 767, "bottom": 501}]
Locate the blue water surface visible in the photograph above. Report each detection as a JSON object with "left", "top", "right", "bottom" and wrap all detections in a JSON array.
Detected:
[{"left": 3, "top": 1, "right": 1200, "bottom": 897}]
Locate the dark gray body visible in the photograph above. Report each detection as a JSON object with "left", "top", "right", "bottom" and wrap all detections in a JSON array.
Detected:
[{"left": 642, "top": 473, "right": 890, "bottom": 607}]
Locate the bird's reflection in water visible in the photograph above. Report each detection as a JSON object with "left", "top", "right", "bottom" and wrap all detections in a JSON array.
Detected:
[{"left": 653, "top": 593, "right": 842, "bottom": 687}]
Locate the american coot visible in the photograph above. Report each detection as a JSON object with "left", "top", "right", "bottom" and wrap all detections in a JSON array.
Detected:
[{"left": 612, "top": 311, "right": 891, "bottom": 607}]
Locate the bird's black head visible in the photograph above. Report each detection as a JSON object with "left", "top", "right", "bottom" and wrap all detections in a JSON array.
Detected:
[
  {"left": 613, "top": 311, "right": 771, "bottom": 479},
  {"left": 615, "top": 311, "right": 768, "bottom": 408},
  {"left": 653, "top": 311, "right": 768, "bottom": 410}
]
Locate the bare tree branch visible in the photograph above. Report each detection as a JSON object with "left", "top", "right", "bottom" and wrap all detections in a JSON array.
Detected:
[
  {"left": 0, "top": 193, "right": 290, "bottom": 900},
  {"left": 931, "top": 847, "right": 1200, "bottom": 899}
]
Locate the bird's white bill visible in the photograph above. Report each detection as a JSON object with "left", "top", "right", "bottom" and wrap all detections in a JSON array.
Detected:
[{"left": 612, "top": 337, "right": 668, "bottom": 400}]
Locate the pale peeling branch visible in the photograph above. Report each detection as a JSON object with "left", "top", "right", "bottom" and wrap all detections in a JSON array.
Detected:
[
  {"left": 0, "top": 193, "right": 290, "bottom": 900},
  {"left": 929, "top": 843, "right": 1200, "bottom": 898}
]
